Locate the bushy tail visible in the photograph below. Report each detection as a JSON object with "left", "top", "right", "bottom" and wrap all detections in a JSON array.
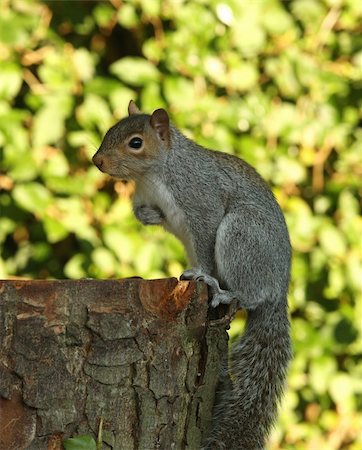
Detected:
[{"left": 202, "top": 298, "right": 292, "bottom": 450}]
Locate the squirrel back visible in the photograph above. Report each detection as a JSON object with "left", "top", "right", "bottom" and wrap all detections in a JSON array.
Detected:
[{"left": 93, "top": 101, "right": 292, "bottom": 449}]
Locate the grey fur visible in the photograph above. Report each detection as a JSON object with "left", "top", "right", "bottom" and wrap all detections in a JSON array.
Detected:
[{"left": 93, "top": 108, "right": 292, "bottom": 450}]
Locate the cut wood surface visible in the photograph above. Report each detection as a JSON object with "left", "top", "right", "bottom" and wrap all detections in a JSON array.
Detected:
[{"left": 0, "top": 278, "right": 228, "bottom": 450}]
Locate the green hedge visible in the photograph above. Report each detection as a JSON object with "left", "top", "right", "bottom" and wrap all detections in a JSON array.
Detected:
[{"left": 1, "top": 0, "right": 361, "bottom": 448}]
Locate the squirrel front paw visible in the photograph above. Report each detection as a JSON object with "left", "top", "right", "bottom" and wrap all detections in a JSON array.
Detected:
[{"left": 134, "top": 205, "right": 165, "bottom": 225}]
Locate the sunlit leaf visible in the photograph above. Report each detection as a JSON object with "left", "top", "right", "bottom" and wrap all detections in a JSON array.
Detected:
[
  {"left": 63, "top": 435, "right": 97, "bottom": 450},
  {"left": 64, "top": 254, "right": 87, "bottom": 280},
  {"left": 110, "top": 57, "right": 160, "bottom": 86},
  {"left": 319, "top": 225, "right": 347, "bottom": 257},
  {"left": 0, "top": 62, "right": 22, "bottom": 100},
  {"left": 13, "top": 182, "right": 52, "bottom": 214},
  {"left": 77, "top": 94, "right": 113, "bottom": 132}
]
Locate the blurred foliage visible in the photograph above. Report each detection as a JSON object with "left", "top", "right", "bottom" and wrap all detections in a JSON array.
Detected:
[{"left": 0, "top": 0, "right": 361, "bottom": 448}]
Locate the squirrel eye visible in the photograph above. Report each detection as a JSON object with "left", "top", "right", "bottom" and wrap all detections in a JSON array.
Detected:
[{"left": 128, "top": 137, "right": 143, "bottom": 149}]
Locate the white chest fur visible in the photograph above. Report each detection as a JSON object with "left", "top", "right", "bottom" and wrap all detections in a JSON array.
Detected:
[{"left": 133, "top": 176, "right": 197, "bottom": 265}]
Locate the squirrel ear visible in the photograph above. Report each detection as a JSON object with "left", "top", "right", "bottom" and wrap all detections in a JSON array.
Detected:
[
  {"left": 128, "top": 100, "right": 141, "bottom": 116},
  {"left": 150, "top": 108, "right": 170, "bottom": 142}
]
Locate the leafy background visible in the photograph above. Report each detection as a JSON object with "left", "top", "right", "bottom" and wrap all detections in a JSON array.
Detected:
[{"left": 0, "top": 0, "right": 361, "bottom": 448}]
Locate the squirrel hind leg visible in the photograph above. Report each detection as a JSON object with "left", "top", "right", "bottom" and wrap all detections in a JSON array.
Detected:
[{"left": 215, "top": 210, "right": 275, "bottom": 310}]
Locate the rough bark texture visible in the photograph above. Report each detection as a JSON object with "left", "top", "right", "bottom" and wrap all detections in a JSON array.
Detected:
[{"left": 0, "top": 278, "right": 228, "bottom": 450}]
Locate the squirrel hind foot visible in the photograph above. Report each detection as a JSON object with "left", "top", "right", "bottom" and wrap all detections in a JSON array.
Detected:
[
  {"left": 180, "top": 269, "right": 236, "bottom": 307},
  {"left": 180, "top": 268, "right": 222, "bottom": 293},
  {"left": 210, "top": 291, "right": 234, "bottom": 308}
]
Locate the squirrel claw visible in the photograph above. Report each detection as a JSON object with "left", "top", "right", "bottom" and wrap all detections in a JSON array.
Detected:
[
  {"left": 179, "top": 269, "right": 195, "bottom": 281},
  {"left": 181, "top": 270, "right": 236, "bottom": 307},
  {"left": 180, "top": 269, "right": 222, "bottom": 291}
]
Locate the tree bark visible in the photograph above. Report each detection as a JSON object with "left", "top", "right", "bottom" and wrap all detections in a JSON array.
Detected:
[{"left": 0, "top": 278, "right": 228, "bottom": 450}]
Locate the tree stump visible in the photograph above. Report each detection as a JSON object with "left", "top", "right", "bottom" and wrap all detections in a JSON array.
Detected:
[{"left": 0, "top": 278, "right": 228, "bottom": 450}]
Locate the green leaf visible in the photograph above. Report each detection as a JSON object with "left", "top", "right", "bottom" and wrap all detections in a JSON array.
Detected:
[
  {"left": 38, "top": 51, "right": 76, "bottom": 91},
  {"left": 309, "top": 356, "right": 337, "bottom": 394},
  {"left": 0, "top": 218, "right": 16, "bottom": 244},
  {"left": 329, "top": 373, "right": 355, "bottom": 410},
  {"left": 139, "top": 0, "right": 161, "bottom": 18},
  {"left": 63, "top": 435, "right": 97, "bottom": 450},
  {"left": 319, "top": 225, "right": 347, "bottom": 257},
  {"left": 227, "top": 62, "right": 259, "bottom": 92},
  {"left": 261, "top": 4, "right": 294, "bottom": 35},
  {"left": 164, "top": 77, "right": 197, "bottom": 110},
  {"left": 91, "top": 247, "right": 116, "bottom": 277},
  {"left": 134, "top": 242, "right": 162, "bottom": 275},
  {"left": 84, "top": 77, "right": 121, "bottom": 97},
  {"left": 64, "top": 255, "right": 87, "bottom": 279},
  {"left": 93, "top": 3, "right": 115, "bottom": 27},
  {"left": 13, "top": 183, "right": 52, "bottom": 215},
  {"left": 291, "top": 0, "right": 327, "bottom": 28},
  {"left": 32, "top": 96, "right": 73, "bottom": 148},
  {"left": 72, "top": 48, "right": 95, "bottom": 82},
  {"left": 117, "top": 4, "right": 139, "bottom": 28},
  {"left": 103, "top": 226, "right": 135, "bottom": 262},
  {"left": 0, "top": 10, "right": 41, "bottom": 47},
  {"left": 110, "top": 57, "right": 160, "bottom": 86},
  {"left": 7, "top": 151, "right": 38, "bottom": 182},
  {"left": 231, "top": 7, "right": 266, "bottom": 57},
  {"left": 77, "top": 94, "right": 113, "bottom": 132},
  {"left": 265, "top": 55, "right": 301, "bottom": 98},
  {"left": 45, "top": 177, "right": 89, "bottom": 196},
  {"left": 43, "top": 216, "right": 68, "bottom": 243},
  {"left": 109, "top": 87, "right": 137, "bottom": 118},
  {"left": 32, "top": 105, "right": 64, "bottom": 148},
  {"left": 273, "top": 156, "right": 306, "bottom": 184},
  {"left": 0, "top": 62, "right": 23, "bottom": 100},
  {"left": 41, "top": 152, "right": 69, "bottom": 178},
  {"left": 55, "top": 198, "right": 99, "bottom": 243}
]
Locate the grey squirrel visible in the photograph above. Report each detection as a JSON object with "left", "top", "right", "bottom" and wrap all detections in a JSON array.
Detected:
[{"left": 92, "top": 101, "right": 292, "bottom": 450}]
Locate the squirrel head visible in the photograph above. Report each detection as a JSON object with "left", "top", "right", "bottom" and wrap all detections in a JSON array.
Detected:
[{"left": 92, "top": 100, "right": 171, "bottom": 180}]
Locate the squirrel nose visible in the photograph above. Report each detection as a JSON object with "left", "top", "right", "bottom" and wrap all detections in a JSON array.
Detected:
[{"left": 92, "top": 153, "right": 104, "bottom": 170}]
